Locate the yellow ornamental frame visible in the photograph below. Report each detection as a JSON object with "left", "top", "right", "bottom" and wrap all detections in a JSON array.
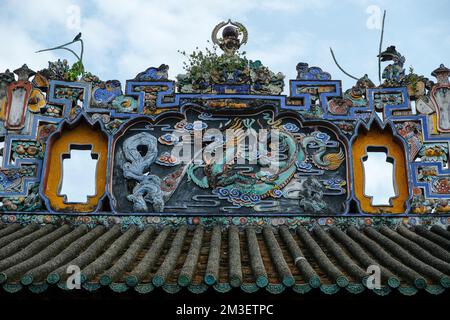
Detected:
[
  {"left": 352, "top": 122, "right": 410, "bottom": 214},
  {"left": 42, "top": 119, "right": 108, "bottom": 212}
]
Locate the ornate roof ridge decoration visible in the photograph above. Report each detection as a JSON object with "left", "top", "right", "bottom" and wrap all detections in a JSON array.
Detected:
[{"left": 0, "top": 19, "right": 448, "bottom": 221}]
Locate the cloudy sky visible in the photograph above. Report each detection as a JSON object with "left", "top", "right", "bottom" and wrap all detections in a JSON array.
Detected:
[
  {"left": 0, "top": 0, "right": 448, "bottom": 204},
  {"left": 1, "top": 0, "right": 449, "bottom": 89}
]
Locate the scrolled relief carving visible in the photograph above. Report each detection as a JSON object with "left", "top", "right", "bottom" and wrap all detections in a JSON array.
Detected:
[{"left": 122, "top": 132, "right": 164, "bottom": 212}]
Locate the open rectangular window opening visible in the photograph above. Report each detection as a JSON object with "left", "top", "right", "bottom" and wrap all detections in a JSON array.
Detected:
[
  {"left": 58, "top": 144, "right": 99, "bottom": 204},
  {"left": 362, "top": 146, "right": 396, "bottom": 206},
  {"left": 410, "top": 100, "right": 417, "bottom": 115},
  {"left": 0, "top": 136, "right": 4, "bottom": 167}
]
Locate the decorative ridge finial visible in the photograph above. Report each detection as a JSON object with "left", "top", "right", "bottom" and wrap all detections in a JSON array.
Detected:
[
  {"left": 211, "top": 20, "right": 248, "bottom": 56},
  {"left": 431, "top": 64, "right": 450, "bottom": 84},
  {"left": 14, "top": 64, "right": 36, "bottom": 81}
]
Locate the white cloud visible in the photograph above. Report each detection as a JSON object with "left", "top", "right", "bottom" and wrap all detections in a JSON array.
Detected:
[{"left": 0, "top": 23, "right": 57, "bottom": 72}]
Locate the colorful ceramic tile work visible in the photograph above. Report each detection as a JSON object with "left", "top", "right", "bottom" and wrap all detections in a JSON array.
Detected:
[
  {"left": 0, "top": 20, "right": 448, "bottom": 219},
  {"left": 0, "top": 20, "right": 449, "bottom": 297}
]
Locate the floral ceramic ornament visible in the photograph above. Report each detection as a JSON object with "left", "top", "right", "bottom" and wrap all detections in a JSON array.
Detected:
[
  {"left": 44, "top": 105, "right": 62, "bottom": 117},
  {"left": 111, "top": 95, "right": 137, "bottom": 113},
  {"left": 419, "top": 143, "right": 448, "bottom": 163},
  {"left": 28, "top": 89, "right": 46, "bottom": 113},
  {"left": 12, "top": 141, "right": 42, "bottom": 159},
  {"left": 37, "top": 124, "right": 57, "bottom": 144}
]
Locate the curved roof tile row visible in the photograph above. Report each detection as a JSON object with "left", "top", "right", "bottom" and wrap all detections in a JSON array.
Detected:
[{"left": 0, "top": 222, "right": 449, "bottom": 296}]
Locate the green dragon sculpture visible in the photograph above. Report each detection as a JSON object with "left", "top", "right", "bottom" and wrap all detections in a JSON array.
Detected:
[{"left": 187, "top": 126, "right": 345, "bottom": 207}]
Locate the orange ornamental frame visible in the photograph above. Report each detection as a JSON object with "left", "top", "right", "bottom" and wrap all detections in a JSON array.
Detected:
[
  {"left": 352, "top": 123, "right": 409, "bottom": 214},
  {"left": 0, "top": 95, "right": 6, "bottom": 120},
  {"left": 42, "top": 120, "right": 108, "bottom": 212}
]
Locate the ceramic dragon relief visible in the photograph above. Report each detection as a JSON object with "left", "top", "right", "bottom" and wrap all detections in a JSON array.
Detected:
[{"left": 121, "top": 132, "right": 164, "bottom": 212}]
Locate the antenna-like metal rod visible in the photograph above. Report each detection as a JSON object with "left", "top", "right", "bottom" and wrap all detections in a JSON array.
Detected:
[
  {"left": 329, "top": 47, "right": 359, "bottom": 80},
  {"left": 55, "top": 47, "right": 81, "bottom": 61},
  {"left": 378, "top": 10, "right": 386, "bottom": 83},
  {"left": 35, "top": 34, "right": 83, "bottom": 63},
  {"left": 80, "top": 40, "right": 84, "bottom": 62},
  {"left": 35, "top": 40, "right": 77, "bottom": 53}
]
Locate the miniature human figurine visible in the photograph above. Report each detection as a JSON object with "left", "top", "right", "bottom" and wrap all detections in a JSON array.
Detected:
[
  {"left": 211, "top": 20, "right": 248, "bottom": 56},
  {"left": 220, "top": 26, "right": 241, "bottom": 55},
  {"left": 378, "top": 45, "right": 405, "bottom": 84},
  {"left": 298, "top": 177, "right": 327, "bottom": 213}
]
